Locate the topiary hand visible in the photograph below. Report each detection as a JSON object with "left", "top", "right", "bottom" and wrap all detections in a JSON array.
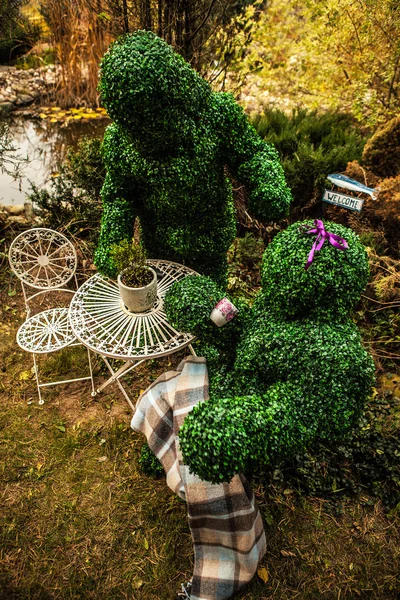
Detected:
[{"left": 179, "top": 382, "right": 315, "bottom": 484}]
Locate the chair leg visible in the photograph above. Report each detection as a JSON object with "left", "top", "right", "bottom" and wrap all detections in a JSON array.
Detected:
[
  {"left": 32, "top": 353, "right": 44, "bottom": 405},
  {"left": 86, "top": 347, "right": 97, "bottom": 397}
]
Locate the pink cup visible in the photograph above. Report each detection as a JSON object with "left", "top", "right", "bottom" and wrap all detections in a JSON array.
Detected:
[{"left": 210, "top": 297, "right": 238, "bottom": 327}]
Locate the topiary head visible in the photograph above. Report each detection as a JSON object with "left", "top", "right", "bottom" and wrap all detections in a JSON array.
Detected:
[
  {"left": 261, "top": 220, "right": 369, "bottom": 320},
  {"left": 99, "top": 30, "right": 211, "bottom": 152}
]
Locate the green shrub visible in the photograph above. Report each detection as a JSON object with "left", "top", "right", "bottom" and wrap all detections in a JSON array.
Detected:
[
  {"left": 362, "top": 116, "right": 400, "bottom": 178},
  {"left": 138, "top": 443, "right": 164, "bottom": 478},
  {"left": 164, "top": 275, "right": 224, "bottom": 337},
  {"left": 260, "top": 220, "right": 370, "bottom": 320},
  {"left": 231, "top": 232, "right": 264, "bottom": 268},
  {"left": 251, "top": 108, "right": 366, "bottom": 210},
  {"left": 176, "top": 220, "right": 374, "bottom": 483},
  {"left": 0, "top": 17, "right": 41, "bottom": 63},
  {"left": 164, "top": 275, "right": 252, "bottom": 397},
  {"left": 180, "top": 383, "right": 315, "bottom": 484},
  {"left": 94, "top": 31, "right": 291, "bottom": 284},
  {"left": 180, "top": 313, "right": 374, "bottom": 483},
  {"left": 67, "top": 137, "right": 105, "bottom": 200},
  {"left": 29, "top": 136, "right": 105, "bottom": 239}
]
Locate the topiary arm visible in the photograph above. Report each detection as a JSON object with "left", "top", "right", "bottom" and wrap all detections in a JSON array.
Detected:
[
  {"left": 216, "top": 93, "right": 292, "bottom": 222},
  {"left": 179, "top": 382, "right": 314, "bottom": 484},
  {"left": 94, "top": 124, "right": 140, "bottom": 277}
]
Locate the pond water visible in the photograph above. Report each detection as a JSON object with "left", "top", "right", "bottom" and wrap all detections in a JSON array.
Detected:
[{"left": 0, "top": 117, "right": 108, "bottom": 206}]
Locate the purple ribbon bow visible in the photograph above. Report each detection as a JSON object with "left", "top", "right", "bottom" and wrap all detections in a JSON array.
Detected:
[{"left": 303, "top": 219, "right": 348, "bottom": 270}]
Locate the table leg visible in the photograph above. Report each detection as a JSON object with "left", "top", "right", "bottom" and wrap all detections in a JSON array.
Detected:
[{"left": 97, "top": 357, "right": 146, "bottom": 410}]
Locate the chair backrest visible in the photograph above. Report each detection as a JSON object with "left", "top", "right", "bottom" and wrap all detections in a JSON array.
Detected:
[{"left": 9, "top": 228, "right": 78, "bottom": 309}]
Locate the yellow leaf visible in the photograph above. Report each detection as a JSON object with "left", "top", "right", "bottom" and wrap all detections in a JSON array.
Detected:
[
  {"left": 39, "top": 113, "right": 48, "bottom": 119},
  {"left": 19, "top": 370, "right": 31, "bottom": 380},
  {"left": 51, "top": 106, "right": 61, "bottom": 111},
  {"left": 49, "top": 118, "right": 58, "bottom": 123},
  {"left": 257, "top": 567, "right": 269, "bottom": 583},
  {"left": 144, "top": 538, "right": 149, "bottom": 549},
  {"left": 72, "top": 115, "right": 82, "bottom": 119},
  {"left": 132, "top": 580, "right": 143, "bottom": 589}
]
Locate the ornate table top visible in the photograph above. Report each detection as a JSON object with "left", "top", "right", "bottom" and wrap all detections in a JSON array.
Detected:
[{"left": 68, "top": 259, "right": 197, "bottom": 360}]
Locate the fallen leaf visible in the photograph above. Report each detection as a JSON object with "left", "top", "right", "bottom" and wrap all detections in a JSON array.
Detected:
[
  {"left": 97, "top": 456, "right": 107, "bottom": 462},
  {"left": 132, "top": 580, "right": 143, "bottom": 589},
  {"left": 55, "top": 425, "right": 66, "bottom": 433},
  {"left": 19, "top": 370, "right": 31, "bottom": 381},
  {"left": 280, "top": 549, "right": 296, "bottom": 557},
  {"left": 257, "top": 567, "right": 269, "bottom": 583},
  {"left": 144, "top": 538, "right": 149, "bottom": 550}
]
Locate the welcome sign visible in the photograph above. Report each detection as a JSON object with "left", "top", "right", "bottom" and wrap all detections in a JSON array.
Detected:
[{"left": 322, "top": 190, "right": 364, "bottom": 212}]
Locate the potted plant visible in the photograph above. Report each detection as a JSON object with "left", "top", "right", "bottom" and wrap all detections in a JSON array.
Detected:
[{"left": 110, "top": 239, "right": 157, "bottom": 313}]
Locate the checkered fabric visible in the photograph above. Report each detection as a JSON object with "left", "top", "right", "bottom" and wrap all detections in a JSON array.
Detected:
[{"left": 131, "top": 356, "right": 266, "bottom": 600}]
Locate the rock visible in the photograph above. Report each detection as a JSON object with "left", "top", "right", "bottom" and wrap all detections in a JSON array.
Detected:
[
  {"left": 16, "top": 94, "right": 34, "bottom": 105},
  {"left": 4, "top": 205, "right": 25, "bottom": 216}
]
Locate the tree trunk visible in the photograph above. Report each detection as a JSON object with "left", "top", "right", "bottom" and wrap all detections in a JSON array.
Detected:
[{"left": 122, "top": 0, "right": 129, "bottom": 33}]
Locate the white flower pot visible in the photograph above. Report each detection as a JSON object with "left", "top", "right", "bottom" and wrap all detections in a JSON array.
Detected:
[{"left": 117, "top": 266, "right": 157, "bottom": 313}]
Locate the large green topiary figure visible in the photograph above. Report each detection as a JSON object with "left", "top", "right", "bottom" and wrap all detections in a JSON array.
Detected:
[
  {"left": 94, "top": 30, "right": 292, "bottom": 285},
  {"left": 164, "top": 220, "right": 375, "bottom": 483}
]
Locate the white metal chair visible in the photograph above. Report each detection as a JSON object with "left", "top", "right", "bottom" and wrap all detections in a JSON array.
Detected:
[{"left": 9, "top": 227, "right": 95, "bottom": 404}]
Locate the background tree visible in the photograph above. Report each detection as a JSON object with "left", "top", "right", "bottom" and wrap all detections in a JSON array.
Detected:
[
  {"left": 38, "top": 0, "right": 263, "bottom": 106},
  {"left": 83, "top": 0, "right": 265, "bottom": 71},
  {"left": 247, "top": 0, "right": 400, "bottom": 126},
  {"left": 0, "top": 0, "right": 25, "bottom": 37}
]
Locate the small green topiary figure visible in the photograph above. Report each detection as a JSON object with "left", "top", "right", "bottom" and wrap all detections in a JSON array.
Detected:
[
  {"left": 164, "top": 220, "right": 375, "bottom": 483},
  {"left": 94, "top": 30, "right": 292, "bottom": 285}
]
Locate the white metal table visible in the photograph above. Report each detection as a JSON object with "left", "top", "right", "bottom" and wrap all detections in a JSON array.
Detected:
[{"left": 68, "top": 260, "right": 197, "bottom": 409}]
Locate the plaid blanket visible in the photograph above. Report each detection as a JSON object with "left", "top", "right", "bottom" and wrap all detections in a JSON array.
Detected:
[{"left": 131, "top": 356, "right": 266, "bottom": 600}]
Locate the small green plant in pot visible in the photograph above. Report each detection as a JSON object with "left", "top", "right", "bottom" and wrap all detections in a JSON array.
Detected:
[{"left": 110, "top": 239, "right": 157, "bottom": 313}]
